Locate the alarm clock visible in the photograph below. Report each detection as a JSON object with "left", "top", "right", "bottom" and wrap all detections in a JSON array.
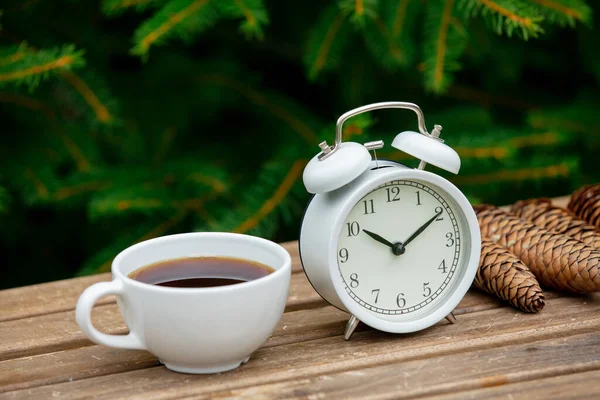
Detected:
[{"left": 299, "top": 102, "right": 481, "bottom": 340}]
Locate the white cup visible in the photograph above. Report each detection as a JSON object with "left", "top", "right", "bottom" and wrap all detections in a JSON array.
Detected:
[{"left": 75, "top": 232, "right": 291, "bottom": 374}]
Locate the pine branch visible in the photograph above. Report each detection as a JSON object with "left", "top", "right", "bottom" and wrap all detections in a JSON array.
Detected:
[
  {"left": 304, "top": 5, "right": 351, "bottom": 82},
  {"left": 77, "top": 213, "right": 186, "bottom": 276},
  {"left": 527, "top": 93, "right": 600, "bottom": 136},
  {"left": 423, "top": 0, "right": 469, "bottom": 93},
  {"left": 57, "top": 69, "right": 120, "bottom": 125},
  {"left": 339, "top": 0, "right": 379, "bottom": 27},
  {"left": 453, "top": 158, "right": 578, "bottom": 186},
  {"left": 528, "top": 0, "right": 591, "bottom": 27},
  {"left": 205, "top": 156, "right": 307, "bottom": 237},
  {"left": 197, "top": 72, "right": 319, "bottom": 144},
  {"left": 362, "top": 0, "right": 420, "bottom": 69},
  {"left": 88, "top": 186, "right": 217, "bottom": 219},
  {"left": 0, "top": 45, "right": 85, "bottom": 90},
  {"left": 131, "top": 0, "right": 219, "bottom": 57},
  {"left": 0, "top": 43, "right": 29, "bottom": 67},
  {"left": 459, "top": 0, "right": 544, "bottom": 39},
  {"left": 217, "top": 0, "right": 269, "bottom": 40},
  {"left": 0, "top": 91, "right": 55, "bottom": 119},
  {"left": 102, "top": 0, "right": 164, "bottom": 16},
  {"left": 578, "top": 21, "right": 600, "bottom": 83},
  {"left": 16, "top": 167, "right": 56, "bottom": 204}
]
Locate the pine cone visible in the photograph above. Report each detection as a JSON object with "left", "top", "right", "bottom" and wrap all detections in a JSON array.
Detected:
[
  {"left": 475, "top": 237, "right": 545, "bottom": 313},
  {"left": 474, "top": 204, "right": 600, "bottom": 293},
  {"left": 568, "top": 184, "right": 600, "bottom": 229},
  {"left": 511, "top": 198, "right": 600, "bottom": 248}
]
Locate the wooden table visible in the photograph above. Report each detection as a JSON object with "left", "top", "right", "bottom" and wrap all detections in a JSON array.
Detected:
[{"left": 2, "top": 198, "right": 600, "bottom": 399}]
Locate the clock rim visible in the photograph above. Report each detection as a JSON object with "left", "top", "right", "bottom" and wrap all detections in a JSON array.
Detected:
[{"left": 327, "top": 168, "right": 481, "bottom": 333}]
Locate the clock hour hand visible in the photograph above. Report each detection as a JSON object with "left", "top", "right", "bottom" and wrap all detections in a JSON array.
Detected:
[
  {"left": 402, "top": 209, "right": 443, "bottom": 248},
  {"left": 363, "top": 230, "right": 405, "bottom": 256}
]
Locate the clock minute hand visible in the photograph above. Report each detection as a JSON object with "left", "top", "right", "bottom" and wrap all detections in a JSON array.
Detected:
[{"left": 402, "top": 210, "right": 443, "bottom": 248}]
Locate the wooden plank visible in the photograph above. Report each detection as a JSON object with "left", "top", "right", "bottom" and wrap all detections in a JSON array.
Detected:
[
  {"left": 0, "top": 306, "right": 348, "bottom": 393},
  {"left": 0, "top": 241, "right": 302, "bottom": 324},
  {"left": 195, "top": 332, "right": 600, "bottom": 400},
  {"left": 428, "top": 369, "right": 600, "bottom": 400},
  {"left": 0, "top": 273, "right": 324, "bottom": 362},
  {"left": 0, "top": 283, "right": 500, "bottom": 363},
  {"left": 0, "top": 274, "right": 113, "bottom": 323},
  {"left": 2, "top": 295, "right": 598, "bottom": 399}
]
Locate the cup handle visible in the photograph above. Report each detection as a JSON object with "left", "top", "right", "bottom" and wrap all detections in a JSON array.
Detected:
[{"left": 76, "top": 280, "right": 145, "bottom": 350}]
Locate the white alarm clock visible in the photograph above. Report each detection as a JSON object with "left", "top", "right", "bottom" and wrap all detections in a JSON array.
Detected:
[{"left": 299, "top": 102, "right": 481, "bottom": 340}]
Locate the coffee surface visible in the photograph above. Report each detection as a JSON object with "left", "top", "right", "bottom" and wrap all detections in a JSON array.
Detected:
[{"left": 128, "top": 256, "right": 274, "bottom": 288}]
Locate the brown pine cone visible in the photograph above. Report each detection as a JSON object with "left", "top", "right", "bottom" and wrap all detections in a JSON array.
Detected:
[
  {"left": 475, "top": 204, "right": 600, "bottom": 293},
  {"left": 511, "top": 198, "right": 600, "bottom": 248},
  {"left": 568, "top": 184, "right": 600, "bottom": 229},
  {"left": 475, "top": 238, "right": 545, "bottom": 313}
]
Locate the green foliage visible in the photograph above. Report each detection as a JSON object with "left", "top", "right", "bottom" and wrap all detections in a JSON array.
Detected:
[
  {"left": 217, "top": 0, "right": 269, "bottom": 39},
  {"left": 362, "top": 0, "right": 419, "bottom": 68},
  {"left": 102, "top": 0, "right": 165, "bottom": 16},
  {"left": 530, "top": 0, "right": 592, "bottom": 27},
  {"left": 304, "top": 4, "right": 351, "bottom": 82},
  {"left": 459, "top": 0, "right": 544, "bottom": 39},
  {"left": 0, "top": 0, "right": 598, "bottom": 288},
  {"left": 0, "top": 44, "right": 85, "bottom": 90},
  {"left": 131, "top": 0, "right": 220, "bottom": 57},
  {"left": 423, "top": 0, "right": 469, "bottom": 93},
  {"left": 339, "top": 0, "right": 379, "bottom": 27}
]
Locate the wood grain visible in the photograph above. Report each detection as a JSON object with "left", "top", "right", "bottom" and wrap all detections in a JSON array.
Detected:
[
  {"left": 197, "top": 332, "right": 600, "bottom": 400},
  {"left": 0, "top": 273, "right": 324, "bottom": 362},
  {"left": 428, "top": 369, "right": 600, "bottom": 400},
  {"left": 0, "top": 242, "right": 301, "bottom": 324},
  {"left": 0, "top": 274, "right": 113, "bottom": 323},
  {"left": 2, "top": 295, "right": 598, "bottom": 399}
]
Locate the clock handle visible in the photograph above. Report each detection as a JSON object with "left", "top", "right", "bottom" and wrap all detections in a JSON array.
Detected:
[{"left": 319, "top": 102, "right": 433, "bottom": 161}]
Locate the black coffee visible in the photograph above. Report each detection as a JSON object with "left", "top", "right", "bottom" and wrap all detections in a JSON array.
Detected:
[{"left": 128, "top": 256, "right": 275, "bottom": 288}]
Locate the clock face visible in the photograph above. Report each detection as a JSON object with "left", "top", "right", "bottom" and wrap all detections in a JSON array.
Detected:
[{"left": 336, "top": 179, "right": 468, "bottom": 318}]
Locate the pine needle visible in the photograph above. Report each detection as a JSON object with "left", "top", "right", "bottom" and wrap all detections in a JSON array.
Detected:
[
  {"left": 0, "top": 43, "right": 29, "bottom": 67},
  {"left": 459, "top": 0, "right": 544, "bottom": 39},
  {"left": 529, "top": 0, "right": 591, "bottom": 27},
  {"left": 59, "top": 70, "right": 117, "bottom": 125},
  {"left": 205, "top": 152, "right": 307, "bottom": 238},
  {"left": 527, "top": 93, "right": 600, "bottom": 135},
  {"left": 0, "top": 91, "right": 55, "bottom": 119},
  {"left": 131, "top": 0, "right": 219, "bottom": 57},
  {"left": 364, "top": 0, "right": 420, "bottom": 70},
  {"left": 339, "top": 0, "right": 379, "bottom": 27},
  {"left": 102, "top": 0, "right": 163, "bottom": 16},
  {"left": 198, "top": 72, "right": 319, "bottom": 144},
  {"left": 452, "top": 160, "right": 575, "bottom": 185},
  {"left": 423, "top": 0, "right": 469, "bottom": 93},
  {"left": 304, "top": 5, "right": 351, "bottom": 81},
  {"left": 217, "top": 0, "right": 269, "bottom": 39},
  {"left": 0, "top": 45, "right": 85, "bottom": 90}
]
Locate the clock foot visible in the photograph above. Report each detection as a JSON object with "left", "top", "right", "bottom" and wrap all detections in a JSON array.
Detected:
[
  {"left": 445, "top": 312, "right": 457, "bottom": 324},
  {"left": 344, "top": 315, "right": 360, "bottom": 341}
]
